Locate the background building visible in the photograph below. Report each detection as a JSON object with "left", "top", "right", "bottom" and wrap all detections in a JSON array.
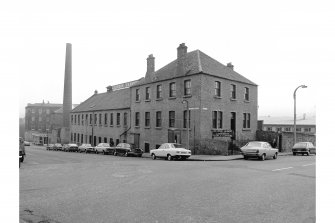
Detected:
[{"left": 24, "top": 101, "right": 62, "bottom": 144}]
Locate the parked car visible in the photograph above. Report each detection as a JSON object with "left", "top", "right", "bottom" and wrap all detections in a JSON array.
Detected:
[
  {"left": 24, "top": 141, "right": 30, "bottom": 146},
  {"left": 64, "top": 144, "right": 79, "bottom": 152},
  {"left": 292, "top": 142, "right": 315, "bottom": 156},
  {"left": 150, "top": 143, "right": 191, "bottom": 161},
  {"left": 95, "top": 143, "right": 112, "bottom": 154},
  {"left": 78, "top": 144, "right": 95, "bottom": 153},
  {"left": 53, "top": 143, "right": 63, "bottom": 151},
  {"left": 46, "top": 144, "right": 54, "bottom": 150},
  {"left": 19, "top": 137, "right": 25, "bottom": 163},
  {"left": 111, "top": 143, "right": 143, "bottom": 157},
  {"left": 240, "top": 141, "right": 278, "bottom": 161}
]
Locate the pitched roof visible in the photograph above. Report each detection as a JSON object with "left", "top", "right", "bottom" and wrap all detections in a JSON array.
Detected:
[
  {"left": 134, "top": 50, "right": 256, "bottom": 86},
  {"left": 54, "top": 104, "right": 79, "bottom": 114},
  {"left": 71, "top": 88, "right": 130, "bottom": 113},
  {"left": 259, "top": 116, "right": 316, "bottom": 126}
]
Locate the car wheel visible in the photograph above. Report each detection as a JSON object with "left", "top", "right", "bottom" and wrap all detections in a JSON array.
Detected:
[
  {"left": 306, "top": 151, "right": 310, "bottom": 156},
  {"left": 138, "top": 154, "right": 142, "bottom": 157},
  {"left": 167, "top": 154, "right": 173, "bottom": 161},
  {"left": 260, "top": 154, "right": 265, "bottom": 161},
  {"left": 124, "top": 152, "right": 128, "bottom": 157},
  {"left": 95, "top": 150, "right": 98, "bottom": 154},
  {"left": 151, "top": 154, "right": 156, "bottom": 160},
  {"left": 273, "top": 153, "right": 278, "bottom": 159},
  {"left": 114, "top": 151, "right": 117, "bottom": 156},
  {"left": 293, "top": 152, "right": 296, "bottom": 156},
  {"left": 244, "top": 155, "right": 248, "bottom": 160},
  {"left": 103, "top": 150, "right": 106, "bottom": 155}
]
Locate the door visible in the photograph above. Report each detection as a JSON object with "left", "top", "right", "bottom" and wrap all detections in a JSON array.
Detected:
[
  {"left": 144, "top": 143, "right": 150, "bottom": 153},
  {"left": 168, "top": 130, "right": 181, "bottom": 144},
  {"left": 230, "top": 112, "right": 236, "bottom": 140}
]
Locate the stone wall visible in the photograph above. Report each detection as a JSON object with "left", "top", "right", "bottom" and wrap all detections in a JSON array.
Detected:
[{"left": 281, "top": 132, "right": 316, "bottom": 152}]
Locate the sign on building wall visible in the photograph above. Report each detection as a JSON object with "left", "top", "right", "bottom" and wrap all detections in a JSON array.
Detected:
[
  {"left": 110, "top": 80, "right": 140, "bottom": 91},
  {"left": 212, "top": 129, "right": 233, "bottom": 138}
]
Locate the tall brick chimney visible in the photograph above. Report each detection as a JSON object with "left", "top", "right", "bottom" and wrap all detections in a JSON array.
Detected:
[
  {"left": 63, "top": 43, "right": 72, "bottom": 128},
  {"left": 177, "top": 43, "right": 187, "bottom": 76},
  {"left": 145, "top": 54, "right": 155, "bottom": 79}
]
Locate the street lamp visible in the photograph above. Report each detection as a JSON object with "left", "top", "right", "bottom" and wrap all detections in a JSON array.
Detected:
[
  {"left": 182, "top": 100, "right": 190, "bottom": 151},
  {"left": 293, "top": 85, "right": 307, "bottom": 144}
]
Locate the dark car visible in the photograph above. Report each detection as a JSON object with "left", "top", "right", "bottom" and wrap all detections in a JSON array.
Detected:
[
  {"left": 292, "top": 142, "right": 316, "bottom": 156},
  {"left": 53, "top": 143, "right": 63, "bottom": 151},
  {"left": 64, "top": 144, "right": 79, "bottom": 152},
  {"left": 110, "top": 143, "right": 143, "bottom": 157},
  {"left": 46, "top": 144, "right": 55, "bottom": 150}
]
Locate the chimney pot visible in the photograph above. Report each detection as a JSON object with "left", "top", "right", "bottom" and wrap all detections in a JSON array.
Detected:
[
  {"left": 94, "top": 90, "right": 98, "bottom": 95},
  {"left": 227, "top": 62, "right": 234, "bottom": 70}
]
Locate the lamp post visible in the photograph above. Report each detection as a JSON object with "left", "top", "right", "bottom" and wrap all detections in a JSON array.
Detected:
[
  {"left": 90, "top": 105, "right": 96, "bottom": 146},
  {"left": 293, "top": 85, "right": 307, "bottom": 144},
  {"left": 182, "top": 100, "right": 190, "bottom": 151}
]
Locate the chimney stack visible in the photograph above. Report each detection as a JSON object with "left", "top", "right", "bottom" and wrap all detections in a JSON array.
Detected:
[
  {"left": 63, "top": 43, "right": 72, "bottom": 129},
  {"left": 177, "top": 43, "right": 187, "bottom": 76},
  {"left": 94, "top": 90, "right": 98, "bottom": 95},
  {"left": 227, "top": 62, "right": 234, "bottom": 70},
  {"left": 145, "top": 54, "right": 155, "bottom": 79}
]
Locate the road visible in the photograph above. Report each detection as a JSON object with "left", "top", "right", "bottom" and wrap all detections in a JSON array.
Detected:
[{"left": 20, "top": 146, "right": 315, "bottom": 223}]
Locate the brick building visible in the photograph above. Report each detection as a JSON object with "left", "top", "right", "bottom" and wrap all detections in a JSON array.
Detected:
[
  {"left": 70, "top": 87, "right": 133, "bottom": 146},
  {"left": 24, "top": 101, "right": 62, "bottom": 144},
  {"left": 70, "top": 43, "right": 258, "bottom": 154}
]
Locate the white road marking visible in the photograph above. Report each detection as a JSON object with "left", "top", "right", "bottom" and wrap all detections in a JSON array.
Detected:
[
  {"left": 302, "top": 163, "right": 315, "bottom": 167},
  {"left": 272, "top": 167, "right": 293, "bottom": 171}
]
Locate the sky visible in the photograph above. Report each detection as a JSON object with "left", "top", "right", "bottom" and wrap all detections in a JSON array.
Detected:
[
  {"left": 1, "top": 0, "right": 335, "bottom": 220},
  {"left": 2, "top": 0, "right": 332, "bottom": 119}
]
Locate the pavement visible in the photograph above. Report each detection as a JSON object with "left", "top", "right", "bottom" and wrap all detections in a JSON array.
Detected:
[{"left": 142, "top": 152, "right": 292, "bottom": 161}]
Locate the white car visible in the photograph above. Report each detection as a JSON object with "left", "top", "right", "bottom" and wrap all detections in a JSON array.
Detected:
[
  {"left": 240, "top": 141, "right": 278, "bottom": 161},
  {"left": 94, "top": 143, "right": 112, "bottom": 155},
  {"left": 150, "top": 143, "right": 191, "bottom": 161}
]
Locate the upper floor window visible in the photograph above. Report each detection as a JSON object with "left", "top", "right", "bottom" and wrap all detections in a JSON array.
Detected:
[
  {"left": 99, "top": 113, "right": 102, "bottom": 125},
  {"left": 169, "top": 111, "right": 175, "bottom": 128},
  {"left": 71, "top": 115, "right": 73, "bottom": 124},
  {"left": 231, "top": 84, "right": 236, "bottom": 99},
  {"left": 296, "top": 127, "right": 301, "bottom": 132},
  {"left": 284, "top": 127, "right": 291, "bottom": 132},
  {"left": 85, "top": 114, "right": 88, "bottom": 125},
  {"left": 39, "top": 108, "right": 42, "bottom": 114},
  {"left": 169, "top": 82, "right": 176, "bottom": 97},
  {"left": 110, "top": 113, "right": 114, "bottom": 126},
  {"left": 215, "top": 81, "right": 221, "bottom": 97},
  {"left": 267, "top": 127, "right": 272, "bottom": 131},
  {"left": 74, "top": 115, "right": 77, "bottom": 125},
  {"left": 94, "top": 114, "right": 97, "bottom": 125},
  {"left": 156, "top": 111, "right": 162, "bottom": 127},
  {"left": 184, "top": 80, "right": 191, "bottom": 96},
  {"left": 104, "top": 113, "right": 108, "bottom": 125},
  {"left": 156, "top": 85, "right": 162, "bottom": 99},
  {"left": 135, "top": 112, "right": 140, "bottom": 127},
  {"left": 304, "top": 128, "right": 311, "bottom": 132},
  {"left": 124, "top": 112, "right": 127, "bottom": 126},
  {"left": 244, "top": 87, "right": 249, "bottom": 101},
  {"left": 145, "top": 87, "right": 151, "bottom": 100},
  {"left": 31, "top": 116, "right": 35, "bottom": 122},
  {"left": 243, "top": 113, "right": 251, "bottom": 129},
  {"left": 31, "top": 109, "right": 35, "bottom": 114},
  {"left": 145, "top": 112, "right": 150, "bottom": 127},
  {"left": 117, "top": 113, "right": 120, "bottom": 126},
  {"left": 90, "top": 114, "right": 92, "bottom": 125},
  {"left": 135, "top": 89, "right": 140, "bottom": 101}
]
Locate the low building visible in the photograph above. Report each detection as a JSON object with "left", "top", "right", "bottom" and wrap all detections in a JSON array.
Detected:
[
  {"left": 70, "top": 88, "right": 132, "bottom": 146},
  {"left": 259, "top": 115, "right": 316, "bottom": 134}
]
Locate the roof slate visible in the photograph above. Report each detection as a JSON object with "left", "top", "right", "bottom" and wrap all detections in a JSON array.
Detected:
[
  {"left": 71, "top": 88, "right": 130, "bottom": 113},
  {"left": 134, "top": 50, "right": 256, "bottom": 86}
]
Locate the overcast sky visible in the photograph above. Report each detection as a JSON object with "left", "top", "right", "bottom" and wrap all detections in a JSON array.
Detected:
[{"left": 2, "top": 0, "right": 333, "bottom": 118}]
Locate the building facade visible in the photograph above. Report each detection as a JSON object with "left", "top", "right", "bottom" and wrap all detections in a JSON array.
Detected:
[
  {"left": 24, "top": 101, "right": 63, "bottom": 144},
  {"left": 70, "top": 88, "right": 132, "bottom": 146},
  {"left": 70, "top": 43, "right": 258, "bottom": 154}
]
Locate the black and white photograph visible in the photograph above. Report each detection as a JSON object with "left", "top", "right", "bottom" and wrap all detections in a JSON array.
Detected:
[{"left": 2, "top": 0, "right": 334, "bottom": 222}]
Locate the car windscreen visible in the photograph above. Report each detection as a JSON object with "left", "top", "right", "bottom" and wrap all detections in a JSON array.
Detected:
[
  {"left": 293, "top": 142, "right": 307, "bottom": 148},
  {"left": 172, "top": 144, "right": 183, "bottom": 148},
  {"left": 246, "top": 142, "right": 262, "bottom": 147}
]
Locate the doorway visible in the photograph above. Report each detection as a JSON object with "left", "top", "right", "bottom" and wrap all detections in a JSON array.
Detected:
[
  {"left": 168, "top": 129, "right": 181, "bottom": 144},
  {"left": 230, "top": 112, "right": 236, "bottom": 140}
]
